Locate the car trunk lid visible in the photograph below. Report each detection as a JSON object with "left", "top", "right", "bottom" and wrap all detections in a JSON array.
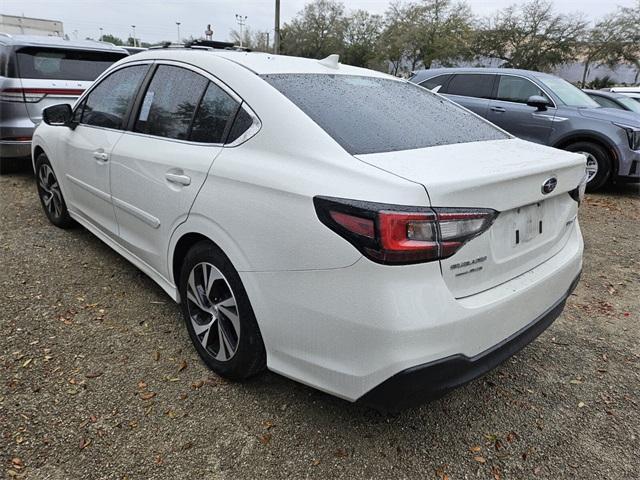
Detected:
[{"left": 356, "top": 138, "right": 586, "bottom": 297}]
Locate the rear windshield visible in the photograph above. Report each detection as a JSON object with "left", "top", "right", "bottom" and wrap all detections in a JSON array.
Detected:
[
  {"left": 262, "top": 74, "right": 508, "bottom": 155},
  {"left": 15, "top": 47, "right": 126, "bottom": 81}
]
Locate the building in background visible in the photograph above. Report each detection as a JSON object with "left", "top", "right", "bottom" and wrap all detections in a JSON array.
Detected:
[{"left": 0, "top": 14, "right": 63, "bottom": 36}]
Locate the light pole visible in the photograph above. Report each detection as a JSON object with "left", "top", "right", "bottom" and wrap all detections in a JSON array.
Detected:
[
  {"left": 235, "top": 14, "right": 247, "bottom": 47},
  {"left": 131, "top": 25, "right": 136, "bottom": 47},
  {"left": 274, "top": 0, "right": 280, "bottom": 54},
  {"left": 99, "top": 27, "right": 103, "bottom": 41},
  {"left": 176, "top": 22, "right": 181, "bottom": 44}
]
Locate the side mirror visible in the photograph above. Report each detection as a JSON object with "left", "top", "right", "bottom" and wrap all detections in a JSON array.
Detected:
[
  {"left": 42, "top": 104, "right": 74, "bottom": 127},
  {"left": 526, "top": 95, "right": 550, "bottom": 111}
]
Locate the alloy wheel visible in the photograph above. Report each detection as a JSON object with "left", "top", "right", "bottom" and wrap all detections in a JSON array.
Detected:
[
  {"left": 579, "top": 151, "right": 599, "bottom": 183},
  {"left": 38, "top": 164, "right": 63, "bottom": 219},
  {"left": 186, "top": 262, "right": 240, "bottom": 361}
]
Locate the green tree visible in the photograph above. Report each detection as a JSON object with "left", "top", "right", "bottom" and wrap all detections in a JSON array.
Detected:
[
  {"left": 579, "top": 7, "right": 639, "bottom": 87},
  {"left": 100, "top": 34, "right": 124, "bottom": 46},
  {"left": 474, "top": 0, "right": 588, "bottom": 71},
  {"left": 280, "top": 0, "right": 346, "bottom": 59},
  {"left": 377, "top": 2, "right": 423, "bottom": 73},
  {"left": 342, "top": 10, "right": 384, "bottom": 67},
  {"left": 414, "top": 0, "right": 475, "bottom": 69}
]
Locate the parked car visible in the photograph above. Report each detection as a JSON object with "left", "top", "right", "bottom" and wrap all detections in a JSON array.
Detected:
[
  {"left": 410, "top": 68, "right": 640, "bottom": 190},
  {"left": 124, "top": 46, "right": 147, "bottom": 55},
  {"left": 584, "top": 89, "right": 640, "bottom": 113},
  {"left": 32, "top": 49, "right": 586, "bottom": 412},
  {"left": 0, "top": 33, "right": 128, "bottom": 172},
  {"left": 606, "top": 87, "right": 640, "bottom": 104}
]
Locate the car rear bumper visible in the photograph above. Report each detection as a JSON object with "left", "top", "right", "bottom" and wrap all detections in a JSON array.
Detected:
[
  {"left": 0, "top": 140, "right": 32, "bottom": 159},
  {"left": 240, "top": 221, "right": 583, "bottom": 408},
  {"left": 357, "top": 272, "right": 580, "bottom": 412}
]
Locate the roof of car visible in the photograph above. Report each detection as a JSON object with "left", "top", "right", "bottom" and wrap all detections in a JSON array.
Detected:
[
  {"left": 0, "top": 33, "right": 128, "bottom": 53},
  {"left": 411, "top": 67, "right": 556, "bottom": 82},
  {"left": 583, "top": 89, "right": 627, "bottom": 99},
  {"left": 127, "top": 48, "right": 394, "bottom": 78}
]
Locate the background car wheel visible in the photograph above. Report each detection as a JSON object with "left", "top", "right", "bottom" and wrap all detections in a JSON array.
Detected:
[
  {"left": 564, "top": 141, "right": 612, "bottom": 192},
  {"left": 35, "top": 153, "right": 75, "bottom": 228},
  {"left": 179, "top": 240, "right": 266, "bottom": 380}
]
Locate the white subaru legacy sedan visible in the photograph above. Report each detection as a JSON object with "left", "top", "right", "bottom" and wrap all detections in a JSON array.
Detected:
[{"left": 32, "top": 48, "right": 586, "bottom": 412}]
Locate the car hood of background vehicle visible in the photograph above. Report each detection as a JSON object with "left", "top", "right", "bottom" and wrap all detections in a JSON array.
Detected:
[
  {"left": 578, "top": 106, "right": 640, "bottom": 125},
  {"left": 355, "top": 138, "right": 586, "bottom": 211}
]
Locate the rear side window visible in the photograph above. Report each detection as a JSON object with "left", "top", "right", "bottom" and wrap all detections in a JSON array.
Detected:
[
  {"left": 446, "top": 74, "right": 495, "bottom": 98},
  {"left": 190, "top": 82, "right": 239, "bottom": 143},
  {"left": 496, "top": 76, "right": 550, "bottom": 104},
  {"left": 589, "top": 95, "right": 619, "bottom": 109},
  {"left": 134, "top": 65, "right": 208, "bottom": 140},
  {"left": 263, "top": 74, "right": 508, "bottom": 155},
  {"left": 419, "top": 74, "right": 452, "bottom": 92},
  {"left": 15, "top": 47, "right": 126, "bottom": 81},
  {"left": 226, "top": 107, "right": 254, "bottom": 144},
  {"left": 81, "top": 65, "right": 148, "bottom": 129}
]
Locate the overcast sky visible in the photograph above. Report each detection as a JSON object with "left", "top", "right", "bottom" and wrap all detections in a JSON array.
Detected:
[{"left": 2, "top": 0, "right": 636, "bottom": 44}]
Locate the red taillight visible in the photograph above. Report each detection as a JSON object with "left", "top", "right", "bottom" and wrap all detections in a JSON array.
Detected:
[
  {"left": 330, "top": 211, "right": 375, "bottom": 238},
  {"left": 314, "top": 196, "right": 498, "bottom": 265},
  {"left": 0, "top": 88, "right": 84, "bottom": 103}
]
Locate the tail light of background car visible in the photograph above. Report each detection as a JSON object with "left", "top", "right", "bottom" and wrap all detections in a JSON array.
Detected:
[
  {"left": 0, "top": 88, "right": 84, "bottom": 103},
  {"left": 314, "top": 196, "right": 498, "bottom": 265}
]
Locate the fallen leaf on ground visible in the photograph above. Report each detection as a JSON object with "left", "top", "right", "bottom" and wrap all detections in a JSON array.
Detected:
[
  {"left": 473, "top": 456, "right": 486, "bottom": 464},
  {"left": 335, "top": 448, "right": 349, "bottom": 458},
  {"left": 85, "top": 371, "right": 103, "bottom": 379},
  {"left": 469, "top": 445, "right": 481, "bottom": 452},
  {"left": 140, "top": 391, "right": 156, "bottom": 400},
  {"left": 262, "top": 420, "right": 275, "bottom": 430},
  {"left": 178, "top": 360, "right": 187, "bottom": 372},
  {"left": 258, "top": 433, "right": 272, "bottom": 445}
]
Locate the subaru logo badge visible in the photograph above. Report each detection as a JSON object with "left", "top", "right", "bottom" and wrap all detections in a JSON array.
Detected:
[{"left": 541, "top": 177, "right": 557, "bottom": 195}]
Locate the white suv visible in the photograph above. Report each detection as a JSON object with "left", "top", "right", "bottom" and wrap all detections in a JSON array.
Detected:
[{"left": 32, "top": 48, "right": 586, "bottom": 411}]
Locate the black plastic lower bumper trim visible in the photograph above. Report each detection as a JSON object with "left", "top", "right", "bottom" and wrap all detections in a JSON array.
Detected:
[{"left": 357, "top": 272, "right": 581, "bottom": 413}]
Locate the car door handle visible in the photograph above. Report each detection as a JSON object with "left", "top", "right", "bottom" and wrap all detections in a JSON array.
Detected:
[
  {"left": 93, "top": 150, "right": 109, "bottom": 162},
  {"left": 165, "top": 172, "right": 191, "bottom": 186},
  {"left": 490, "top": 106, "right": 506, "bottom": 113}
]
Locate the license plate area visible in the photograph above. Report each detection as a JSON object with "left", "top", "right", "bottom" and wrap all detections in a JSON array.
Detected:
[{"left": 511, "top": 202, "right": 543, "bottom": 247}]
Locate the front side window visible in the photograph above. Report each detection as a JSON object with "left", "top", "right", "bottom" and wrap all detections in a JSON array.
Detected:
[
  {"left": 81, "top": 65, "right": 148, "bottom": 129},
  {"left": 446, "top": 74, "right": 495, "bottom": 99},
  {"left": 15, "top": 47, "right": 126, "bottom": 81},
  {"left": 263, "top": 74, "right": 508, "bottom": 155},
  {"left": 537, "top": 76, "right": 599, "bottom": 108},
  {"left": 134, "top": 65, "right": 208, "bottom": 140},
  {"left": 496, "top": 76, "right": 551, "bottom": 104},
  {"left": 190, "top": 82, "right": 239, "bottom": 143}
]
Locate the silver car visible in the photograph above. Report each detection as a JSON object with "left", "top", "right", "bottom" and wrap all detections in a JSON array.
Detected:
[{"left": 0, "top": 33, "right": 128, "bottom": 172}]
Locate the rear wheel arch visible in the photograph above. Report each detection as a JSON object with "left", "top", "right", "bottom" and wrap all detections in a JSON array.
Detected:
[
  {"left": 171, "top": 232, "right": 215, "bottom": 291},
  {"left": 32, "top": 145, "right": 45, "bottom": 172}
]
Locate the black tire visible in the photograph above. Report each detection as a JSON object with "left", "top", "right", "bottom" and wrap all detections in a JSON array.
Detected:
[
  {"left": 564, "top": 141, "right": 612, "bottom": 192},
  {"left": 35, "top": 153, "right": 75, "bottom": 228},
  {"left": 179, "top": 240, "right": 266, "bottom": 380}
]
